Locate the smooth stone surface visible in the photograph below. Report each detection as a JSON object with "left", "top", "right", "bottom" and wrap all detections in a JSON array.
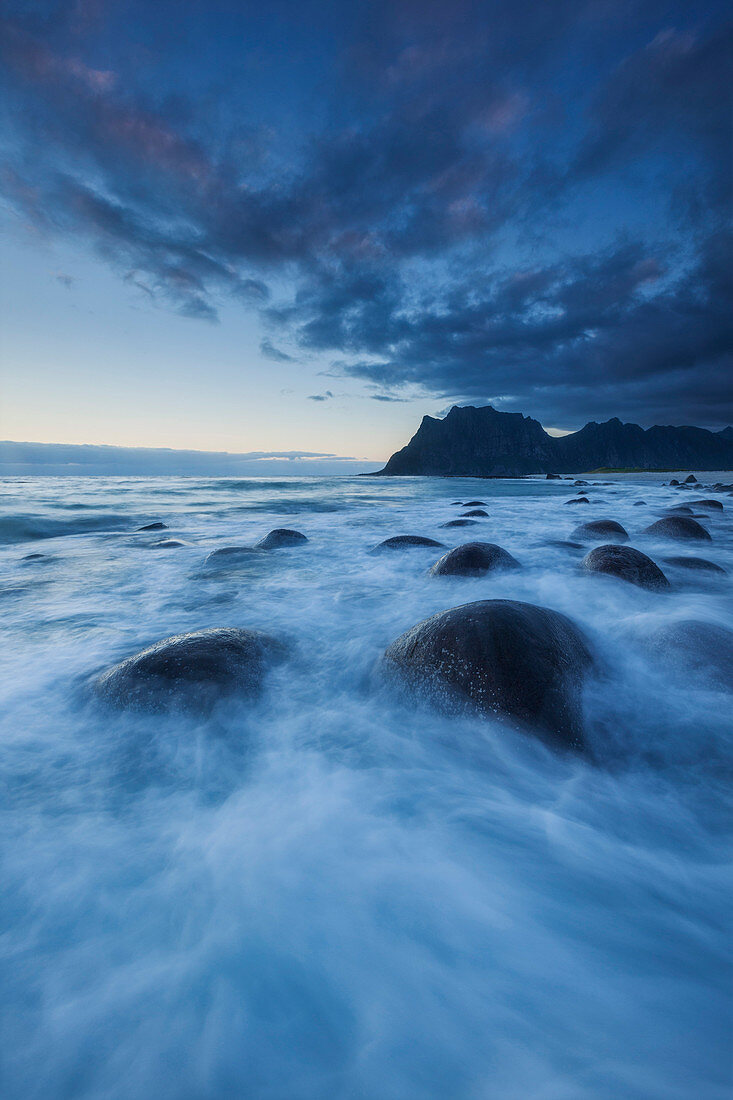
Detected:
[
  {"left": 463, "top": 500, "right": 487, "bottom": 507},
  {"left": 94, "top": 627, "right": 286, "bottom": 712},
  {"left": 151, "top": 539, "right": 186, "bottom": 549},
  {"left": 429, "top": 542, "right": 521, "bottom": 577},
  {"left": 382, "top": 599, "right": 594, "bottom": 749},
  {"left": 255, "top": 528, "right": 309, "bottom": 549},
  {"left": 646, "top": 620, "right": 733, "bottom": 690},
  {"left": 572, "top": 520, "right": 629, "bottom": 543},
  {"left": 689, "top": 499, "right": 724, "bottom": 510},
  {"left": 565, "top": 497, "right": 590, "bottom": 505},
  {"left": 204, "top": 546, "right": 265, "bottom": 566},
  {"left": 461, "top": 509, "right": 489, "bottom": 517},
  {"left": 663, "top": 556, "right": 727, "bottom": 575},
  {"left": 137, "top": 522, "right": 168, "bottom": 531},
  {"left": 581, "top": 545, "right": 669, "bottom": 591},
  {"left": 440, "top": 519, "right": 479, "bottom": 528},
  {"left": 644, "top": 517, "right": 712, "bottom": 542},
  {"left": 371, "top": 535, "right": 446, "bottom": 553}
]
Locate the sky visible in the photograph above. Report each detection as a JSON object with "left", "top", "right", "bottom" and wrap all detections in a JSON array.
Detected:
[{"left": 1, "top": 0, "right": 731, "bottom": 468}]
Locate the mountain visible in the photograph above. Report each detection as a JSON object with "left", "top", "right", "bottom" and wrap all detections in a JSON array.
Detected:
[{"left": 376, "top": 406, "right": 733, "bottom": 476}]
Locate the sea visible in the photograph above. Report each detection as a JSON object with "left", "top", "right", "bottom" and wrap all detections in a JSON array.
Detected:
[{"left": 1, "top": 473, "right": 731, "bottom": 1100}]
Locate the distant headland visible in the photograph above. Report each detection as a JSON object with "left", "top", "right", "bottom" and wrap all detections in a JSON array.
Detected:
[{"left": 373, "top": 406, "right": 733, "bottom": 477}]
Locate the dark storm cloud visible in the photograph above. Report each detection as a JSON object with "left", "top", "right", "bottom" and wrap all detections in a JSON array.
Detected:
[{"left": 1, "top": 0, "right": 730, "bottom": 424}]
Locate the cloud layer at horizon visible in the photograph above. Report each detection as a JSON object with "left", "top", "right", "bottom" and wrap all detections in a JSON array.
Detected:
[{"left": 1, "top": 0, "right": 730, "bottom": 428}]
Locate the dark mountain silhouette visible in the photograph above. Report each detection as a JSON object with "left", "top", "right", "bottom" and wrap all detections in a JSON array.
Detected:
[{"left": 376, "top": 406, "right": 733, "bottom": 476}]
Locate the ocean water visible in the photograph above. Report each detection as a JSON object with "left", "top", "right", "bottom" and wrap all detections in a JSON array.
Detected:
[{"left": 1, "top": 473, "right": 731, "bottom": 1100}]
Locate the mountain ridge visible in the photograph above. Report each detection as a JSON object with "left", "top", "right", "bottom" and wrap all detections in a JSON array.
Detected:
[{"left": 376, "top": 405, "right": 733, "bottom": 476}]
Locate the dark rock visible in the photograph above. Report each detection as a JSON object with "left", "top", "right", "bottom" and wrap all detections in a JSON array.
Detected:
[
  {"left": 572, "top": 520, "right": 629, "bottom": 543},
  {"left": 371, "top": 535, "right": 446, "bottom": 553},
  {"left": 643, "top": 517, "right": 712, "bottom": 542},
  {"left": 22, "top": 552, "right": 47, "bottom": 561},
  {"left": 581, "top": 545, "right": 669, "bottom": 591},
  {"left": 204, "top": 546, "right": 266, "bottom": 566},
  {"left": 381, "top": 599, "right": 594, "bottom": 749},
  {"left": 254, "top": 528, "right": 308, "bottom": 549},
  {"left": 429, "top": 542, "right": 521, "bottom": 577},
  {"left": 464, "top": 500, "right": 487, "bottom": 507},
  {"left": 663, "top": 556, "right": 727, "bottom": 575},
  {"left": 683, "top": 474, "right": 698, "bottom": 484},
  {"left": 440, "top": 519, "right": 479, "bottom": 528},
  {"left": 546, "top": 473, "right": 562, "bottom": 479},
  {"left": 665, "top": 505, "right": 694, "bottom": 514},
  {"left": 151, "top": 539, "right": 186, "bottom": 549},
  {"left": 94, "top": 627, "right": 287, "bottom": 712},
  {"left": 565, "top": 497, "right": 590, "bottom": 505},
  {"left": 633, "top": 501, "right": 647, "bottom": 506},
  {"left": 669, "top": 479, "right": 679, "bottom": 486},
  {"left": 689, "top": 499, "right": 724, "bottom": 510},
  {"left": 573, "top": 480, "right": 589, "bottom": 486},
  {"left": 137, "top": 522, "right": 168, "bottom": 531},
  {"left": 646, "top": 620, "right": 733, "bottom": 690},
  {"left": 545, "top": 539, "right": 584, "bottom": 550},
  {"left": 450, "top": 501, "right": 463, "bottom": 505},
  {"left": 462, "top": 509, "right": 489, "bottom": 517}
]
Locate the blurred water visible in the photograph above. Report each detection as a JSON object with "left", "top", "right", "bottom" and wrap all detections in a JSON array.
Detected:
[{"left": 1, "top": 474, "right": 731, "bottom": 1099}]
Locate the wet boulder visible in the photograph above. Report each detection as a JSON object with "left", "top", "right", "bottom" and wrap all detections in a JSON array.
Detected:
[
  {"left": 462, "top": 509, "right": 489, "bottom": 517},
  {"left": 440, "top": 519, "right": 479, "bottom": 528},
  {"left": 565, "top": 497, "right": 590, "bottom": 505},
  {"left": 669, "top": 479, "right": 679, "bottom": 486},
  {"left": 94, "top": 627, "right": 286, "bottom": 712},
  {"left": 572, "top": 519, "right": 629, "bottom": 543},
  {"left": 643, "top": 517, "right": 711, "bottom": 542},
  {"left": 633, "top": 501, "right": 647, "bottom": 506},
  {"left": 581, "top": 545, "right": 669, "bottom": 591},
  {"left": 255, "top": 528, "right": 308, "bottom": 549},
  {"left": 204, "top": 546, "right": 266, "bottom": 566},
  {"left": 683, "top": 474, "right": 698, "bottom": 484},
  {"left": 137, "top": 522, "right": 168, "bottom": 531},
  {"left": 382, "top": 599, "right": 594, "bottom": 749},
  {"left": 371, "top": 535, "right": 446, "bottom": 553},
  {"left": 429, "top": 542, "right": 521, "bottom": 577},
  {"left": 546, "top": 473, "right": 562, "bottom": 480},
  {"left": 663, "top": 556, "right": 727, "bottom": 575},
  {"left": 151, "top": 539, "right": 186, "bottom": 549},
  {"left": 463, "top": 500, "right": 487, "bottom": 507},
  {"left": 664, "top": 505, "right": 694, "bottom": 514},
  {"left": 645, "top": 620, "right": 733, "bottom": 691},
  {"left": 689, "top": 499, "right": 724, "bottom": 511}
]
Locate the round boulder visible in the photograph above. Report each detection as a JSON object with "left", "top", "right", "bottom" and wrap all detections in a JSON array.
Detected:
[
  {"left": 683, "top": 474, "right": 698, "bottom": 484},
  {"left": 664, "top": 505, "right": 694, "bottom": 514},
  {"left": 94, "top": 627, "right": 286, "bottom": 712},
  {"left": 663, "top": 556, "right": 727, "bottom": 575},
  {"left": 581, "top": 544, "right": 669, "bottom": 591},
  {"left": 689, "top": 499, "right": 724, "bottom": 511},
  {"left": 462, "top": 509, "right": 489, "bottom": 517},
  {"left": 572, "top": 520, "right": 629, "bottom": 543},
  {"left": 463, "top": 500, "right": 487, "bottom": 507},
  {"left": 382, "top": 599, "right": 594, "bottom": 749},
  {"left": 371, "top": 535, "right": 445, "bottom": 553},
  {"left": 151, "top": 539, "right": 186, "bottom": 549},
  {"left": 204, "top": 546, "right": 266, "bottom": 566},
  {"left": 643, "top": 517, "right": 711, "bottom": 542},
  {"left": 430, "top": 542, "right": 521, "bottom": 577},
  {"left": 255, "top": 528, "right": 308, "bottom": 549},
  {"left": 565, "top": 497, "right": 590, "bottom": 505},
  {"left": 440, "top": 519, "right": 479, "bottom": 528},
  {"left": 646, "top": 620, "right": 733, "bottom": 691}
]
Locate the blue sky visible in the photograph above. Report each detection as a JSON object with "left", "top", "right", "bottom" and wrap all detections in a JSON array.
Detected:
[{"left": 1, "top": 0, "right": 730, "bottom": 466}]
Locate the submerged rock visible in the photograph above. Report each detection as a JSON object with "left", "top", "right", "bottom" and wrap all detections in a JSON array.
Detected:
[
  {"left": 683, "top": 474, "right": 698, "bottom": 484},
  {"left": 382, "top": 599, "right": 594, "bottom": 749},
  {"left": 581, "top": 545, "right": 669, "bottom": 591},
  {"left": 572, "top": 520, "right": 629, "bottom": 543},
  {"left": 664, "top": 505, "right": 694, "bottom": 514},
  {"left": 371, "top": 535, "right": 446, "bottom": 553},
  {"left": 440, "top": 519, "right": 479, "bottom": 528},
  {"left": 663, "top": 556, "right": 727, "bottom": 575},
  {"left": 463, "top": 500, "right": 487, "bottom": 507},
  {"left": 565, "top": 497, "right": 590, "bottom": 505},
  {"left": 546, "top": 473, "right": 562, "bottom": 480},
  {"left": 94, "top": 627, "right": 286, "bottom": 712},
  {"left": 429, "top": 542, "right": 521, "bottom": 577},
  {"left": 137, "top": 522, "right": 168, "bottom": 531},
  {"left": 633, "top": 501, "right": 647, "bottom": 506},
  {"left": 151, "top": 539, "right": 186, "bottom": 549},
  {"left": 689, "top": 499, "right": 724, "bottom": 511},
  {"left": 643, "top": 517, "right": 711, "bottom": 541},
  {"left": 255, "top": 528, "right": 308, "bottom": 549},
  {"left": 462, "top": 509, "right": 489, "bottom": 517},
  {"left": 204, "top": 546, "right": 266, "bottom": 566},
  {"left": 545, "top": 539, "right": 584, "bottom": 550},
  {"left": 646, "top": 620, "right": 733, "bottom": 690}
]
